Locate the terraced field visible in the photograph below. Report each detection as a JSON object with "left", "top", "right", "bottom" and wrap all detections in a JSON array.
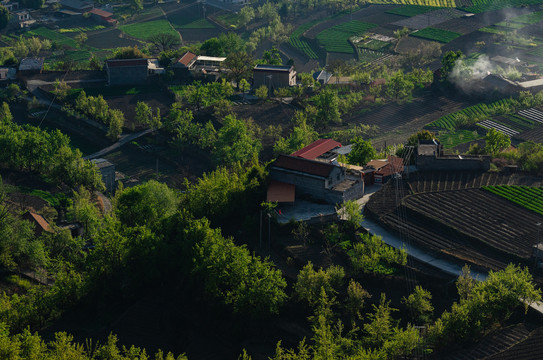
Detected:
[
  {"left": 464, "top": 0, "right": 543, "bottom": 13},
  {"left": 392, "top": 8, "right": 465, "bottom": 30},
  {"left": 366, "top": 172, "right": 543, "bottom": 272},
  {"left": 483, "top": 185, "right": 543, "bottom": 216},
  {"left": 410, "top": 27, "right": 461, "bottom": 43},
  {"left": 316, "top": 21, "right": 377, "bottom": 53},
  {"left": 402, "top": 189, "right": 543, "bottom": 259}
]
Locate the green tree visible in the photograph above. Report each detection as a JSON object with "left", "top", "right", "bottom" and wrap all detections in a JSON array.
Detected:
[
  {"left": 0, "top": 102, "right": 12, "bottom": 124},
  {"left": 402, "top": 286, "right": 434, "bottom": 325},
  {"left": 201, "top": 37, "right": 224, "bottom": 57},
  {"left": 336, "top": 200, "right": 363, "bottom": 229},
  {"left": 456, "top": 265, "right": 477, "bottom": 300},
  {"left": 350, "top": 233, "right": 407, "bottom": 275},
  {"left": 112, "top": 46, "right": 146, "bottom": 59},
  {"left": 225, "top": 52, "right": 255, "bottom": 90},
  {"left": 0, "top": 5, "right": 9, "bottom": 30},
  {"left": 406, "top": 129, "right": 435, "bottom": 146},
  {"left": 261, "top": 47, "right": 282, "bottom": 65},
  {"left": 239, "top": 78, "right": 250, "bottom": 100},
  {"left": 68, "top": 187, "right": 102, "bottom": 239},
  {"left": 238, "top": 6, "right": 255, "bottom": 28},
  {"left": 74, "top": 32, "right": 87, "bottom": 45},
  {"left": 213, "top": 115, "right": 261, "bottom": 165},
  {"left": 255, "top": 85, "right": 268, "bottom": 99},
  {"left": 116, "top": 180, "right": 180, "bottom": 228},
  {"left": 484, "top": 128, "right": 510, "bottom": 155},
  {"left": 386, "top": 71, "right": 414, "bottom": 102},
  {"left": 364, "top": 293, "right": 398, "bottom": 348},
  {"left": 106, "top": 109, "right": 124, "bottom": 141},
  {"left": 314, "top": 88, "right": 341, "bottom": 127},
  {"left": 148, "top": 33, "right": 179, "bottom": 52},
  {"left": 294, "top": 261, "right": 345, "bottom": 306},
  {"left": 345, "top": 279, "right": 371, "bottom": 318},
  {"left": 441, "top": 50, "right": 464, "bottom": 80},
  {"left": 347, "top": 136, "right": 376, "bottom": 165}
]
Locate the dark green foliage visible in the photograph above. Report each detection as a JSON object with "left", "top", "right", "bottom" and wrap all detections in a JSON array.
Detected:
[
  {"left": 347, "top": 137, "right": 376, "bottom": 166},
  {"left": 484, "top": 128, "right": 510, "bottom": 154},
  {"left": 348, "top": 233, "right": 407, "bottom": 275},
  {"left": 0, "top": 6, "right": 9, "bottom": 30},
  {"left": 116, "top": 180, "right": 180, "bottom": 228},
  {"left": 213, "top": 115, "right": 261, "bottom": 165},
  {"left": 293, "top": 262, "right": 345, "bottom": 306}
]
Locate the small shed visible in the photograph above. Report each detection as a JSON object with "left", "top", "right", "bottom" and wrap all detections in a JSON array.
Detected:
[
  {"left": 92, "top": 158, "right": 115, "bottom": 192},
  {"left": 88, "top": 8, "right": 116, "bottom": 25},
  {"left": 22, "top": 211, "right": 53, "bottom": 236},
  {"left": 253, "top": 64, "right": 296, "bottom": 90},
  {"left": 18, "top": 57, "right": 44, "bottom": 73},
  {"left": 105, "top": 58, "right": 149, "bottom": 86}
]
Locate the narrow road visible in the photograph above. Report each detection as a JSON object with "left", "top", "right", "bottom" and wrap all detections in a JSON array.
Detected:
[{"left": 83, "top": 128, "right": 153, "bottom": 159}]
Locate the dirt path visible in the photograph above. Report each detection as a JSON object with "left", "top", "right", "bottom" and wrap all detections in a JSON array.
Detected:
[
  {"left": 84, "top": 128, "right": 153, "bottom": 160},
  {"left": 159, "top": 6, "right": 183, "bottom": 43}
]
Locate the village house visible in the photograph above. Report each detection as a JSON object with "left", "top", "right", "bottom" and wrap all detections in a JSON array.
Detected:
[
  {"left": 416, "top": 139, "right": 490, "bottom": 171},
  {"left": 91, "top": 158, "right": 115, "bottom": 192},
  {"left": 268, "top": 139, "right": 364, "bottom": 204},
  {"left": 87, "top": 8, "right": 116, "bottom": 25},
  {"left": 105, "top": 58, "right": 164, "bottom": 86},
  {"left": 253, "top": 64, "right": 296, "bottom": 90},
  {"left": 60, "top": 0, "right": 93, "bottom": 12},
  {"left": 172, "top": 51, "right": 226, "bottom": 80},
  {"left": 365, "top": 156, "right": 404, "bottom": 185},
  {"left": 1, "top": 0, "right": 19, "bottom": 11}
]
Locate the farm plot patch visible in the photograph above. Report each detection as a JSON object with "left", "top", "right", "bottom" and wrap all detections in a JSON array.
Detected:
[
  {"left": 25, "top": 27, "right": 78, "bottom": 48},
  {"left": 477, "top": 119, "right": 518, "bottom": 137},
  {"left": 438, "top": 129, "right": 483, "bottom": 148},
  {"left": 483, "top": 185, "right": 543, "bottom": 216},
  {"left": 365, "top": 0, "right": 455, "bottom": 6},
  {"left": 385, "top": 5, "right": 439, "bottom": 17},
  {"left": 289, "top": 20, "right": 320, "bottom": 59},
  {"left": 392, "top": 8, "right": 465, "bottom": 30},
  {"left": 402, "top": 188, "right": 543, "bottom": 259},
  {"left": 59, "top": 25, "right": 105, "bottom": 33},
  {"left": 169, "top": 11, "right": 215, "bottom": 29},
  {"left": 316, "top": 21, "right": 377, "bottom": 53},
  {"left": 120, "top": 20, "right": 179, "bottom": 40},
  {"left": 464, "top": 0, "right": 543, "bottom": 14},
  {"left": 426, "top": 98, "right": 518, "bottom": 130},
  {"left": 410, "top": 27, "right": 461, "bottom": 43},
  {"left": 86, "top": 29, "right": 141, "bottom": 49}
]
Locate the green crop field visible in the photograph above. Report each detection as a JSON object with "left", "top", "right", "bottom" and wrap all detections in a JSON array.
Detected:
[
  {"left": 385, "top": 5, "right": 439, "bottom": 17},
  {"left": 120, "top": 20, "right": 179, "bottom": 40},
  {"left": 464, "top": 0, "right": 543, "bottom": 13},
  {"left": 483, "top": 185, "right": 543, "bottom": 216},
  {"left": 26, "top": 27, "right": 78, "bottom": 48},
  {"left": 366, "top": 0, "right": 455, "bottom": 6},
  {"left": 410, "top": 27, "right": 461, "bottom": 43},
  {"left": 512, "top": 10, "right": 543, "bottom": 24},
  {"left": 358, "top": 39, "right": 390, "bottom": 50},
  {"left": 316, "top": 21, "right": 377, "bottom": 54},
  {"left": 427, "top": 98, "right": 518, "bottom": 130},
  {"left": 59, "top": 25, "right": 106, "bottom": 33},
  {"left": 439, "top": 129, "right": 483, "bottom": 149},
  {"left": 289, "top": 20, "right": 320, "bottom": 59},
  {"left": 169, "top": 12, "right": 215, "bottom": 28}
]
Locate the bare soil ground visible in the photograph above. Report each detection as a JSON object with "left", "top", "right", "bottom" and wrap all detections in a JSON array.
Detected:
[{"left": 86, "top": 28, "right": 141, "bottom": 49}]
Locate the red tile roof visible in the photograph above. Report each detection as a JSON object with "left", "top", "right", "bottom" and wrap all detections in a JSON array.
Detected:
[
  {"left": 375, "top": 156, "right": 404, "bottom": 177},
  {"left": 291, "top": 139, "right": 342, "bottom": 160},
  {"left": 106, "top": 59, "right": 148, "bottom": 67},
  {"left": 89, "top": 8, "right": 113, "bottom": 18},
  {"left": 23, "top": 211, "right": 53, "bottom": 233},
  {"left": 177, "top": 51, "right": 197, "bottom": 66},
  {"left": 273, "top": 155, "right": 336, "bottom": 178},
  {"left": 267, "top": 181, "right": 295, "bottom": 202}
]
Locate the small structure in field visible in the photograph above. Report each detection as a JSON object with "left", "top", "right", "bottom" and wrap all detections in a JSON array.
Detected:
[
  {"left": 91, "top": 158, "right": 115, "bottom": 192},
  {"left": 22, "top": 211, "right": 53, "bottom": 236},
  {"left": 417, "top": 139, "right": 490, "bottom": 171},
  {"left": 60, "top": 0, "right": 93, "bottom": 12},
  {"left": 253, "top": 64, "right": 296, "bottom": 90},
  {"left": 172, "top": 52, "right": 226, "bottom": 79},
  {"left": 365, "top": 156, "right": 404, "bottom": 185},
  {"left": 105, "top": 58, "right": 150, "bottom": 85},
  {"left": 0, "top": 67, "right": 16, "bottom": 81},
  {"left": 18, "top": 57, "right": 44, "bottom": 73},
  {"left": 1, "top": 0, "right": 19, "bottom": 11},
  {"left": 88, "top": 8, "right": 116, "bottom": 25}
]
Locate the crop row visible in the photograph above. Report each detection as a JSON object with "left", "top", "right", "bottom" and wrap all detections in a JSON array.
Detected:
[
  {"left": 289, "top": 20, "right": 321, "bottom": 59},
  {"left": 366, "top": 0, "right": 455, "bottom": 7},
  {"left": 483, "top": 185, "right": 543, "bottom": 216},
  {"left": 410, "top": 27, "right": 461, "bottom": 43},
  {"left": 58, "top": 25, "right": 106, "bottom": 33},
  {"left": 385, "top": 5, "right": 439, "bottom": 17},
  {"left": 316, "top": 21, "right": 377, "bottom": 54},
  {"left": 464, "top": 0, "right": 543, "bottom": 13},
  {"left": 426, "top": 98, "right": 518, "bottom": 130}
]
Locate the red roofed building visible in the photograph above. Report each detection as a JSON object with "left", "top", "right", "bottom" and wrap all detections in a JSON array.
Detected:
[
  {"left": 373, "top": 156, "right": 404, "bottom": 184},
  {"left": 291, "top": 139, "right": 342, "bottom": 160},
  {"left": 175, "top": 51, "right": 197, "bottom": 69},
  {"left": 88, "top": 8, "right": 116, "bottom": 25},
  {"left": 270, "top": 155, "right": 363, "bottom": 204},
  {"left": 22, "top": 211, "right": 53, "bottom": 236}
]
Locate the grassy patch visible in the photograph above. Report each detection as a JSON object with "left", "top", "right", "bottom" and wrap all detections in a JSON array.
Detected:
[
  {"left": 439, "top": 129, "right": 483, "bottom": 149},
  {"left": 26, "top": 27, "right": 78, "bottom": 48},
  {"left": 385, "top": 5, "right": 438, "bottom": 17},
  {"left": 464, "top": 0, "right": 543, "bottom": 13},
  {"left": 178, "top": 18, "right": 215, "bottom": 29},
  {"left": 120, "top": 19, "right": 178, "bottom": 40},
  {"left": 410, "top": 27, "right": 461, "bottom": 43},
  {"left": 358, "top": 39, "right": 391, "bottom": 50},
  {"left": 58, "top": 25, "right": 106, "bottom": 33},
  {"left": 512, "top": 10, "right": 543, "bottom": 25},
  {"left": 215, "top": 12, "right": 240, "bottom": 28},
  {"left": 316, "top": 21, "right": 377, "bottom": 54},
  {"left": 169, "top": 11, "right": 215, "bottom": 28},
  {"left": 71, "top": 84, "right": 163, "bottom": 97},
  {"left": 18, "top": 187, "right": 66, "bottom": 207}
]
